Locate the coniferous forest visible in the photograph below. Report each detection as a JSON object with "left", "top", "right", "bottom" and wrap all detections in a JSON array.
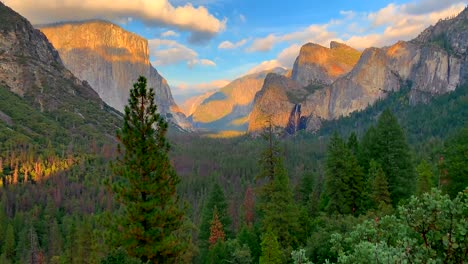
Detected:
[{"left": 0, "top": 76, "right": 466, "bottom": 263}]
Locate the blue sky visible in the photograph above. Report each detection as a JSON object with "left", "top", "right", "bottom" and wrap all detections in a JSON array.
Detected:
[{"left": 5, "top": 0, "right": 467, "bottom": 103}]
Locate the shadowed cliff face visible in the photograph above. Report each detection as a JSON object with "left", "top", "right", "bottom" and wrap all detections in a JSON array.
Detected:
[
  {"left": 39, "top": 21, "right": 191, "bottom": 129},
  {"left": 249, "top": 8, "right": 467, "bottom": 134}
]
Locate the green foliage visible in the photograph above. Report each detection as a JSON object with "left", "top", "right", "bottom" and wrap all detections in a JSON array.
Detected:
[
  {"left": 330, "top": 189, "right": 468, "bottom": 263},
  {"left": 198, "top": 182, "right": 231, "bottom": 262},
  {"left": 369, "top": 161, "right": 392, "bottom": 208},
  {"left": 237, "top": 226, "right": 261, "bottom": 263},
  {"left": 257, "top": 123, "right": 301, "bottom": 253},
  {"left": 359, "top": 109, "right": 415, "bottom": 204},
  {"left": 110, "top": 76, "right": 186, "bottom": 263},
  {"left": 291, "top": 248, "right": 313, "bottom": 264},
  {"left": 3, "top": 224, "right": 15, "bottom": 261},
  {"left": 101, "top": 248, "right": 142, "bottom": 264},
  {"left": 443, "top": 128, "right": 468, "bottom": 197},
  {"left": 325, "top": 133, "right": 365, "bottom": 214},
  {"left": 259, "top": 231, "right": 282, "bottom": 264},
  {"left": 416, "top": 159, "right": 434, "bottom": 195}
]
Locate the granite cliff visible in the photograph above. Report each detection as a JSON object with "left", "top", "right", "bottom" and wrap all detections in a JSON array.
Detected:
[
  {"left": 39, "top": 21, "right": 190, "bottom": 129},
  {"left": 291, "top": 41, "right": 361, "bottom": 87},
  {"left": 248, "top": 8, "right": 467, "bottom": 134}
]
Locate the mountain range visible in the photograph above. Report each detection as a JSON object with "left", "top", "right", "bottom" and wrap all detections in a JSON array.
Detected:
[{"left": 0, "top": 2, "right": 466, "bottom": 138}]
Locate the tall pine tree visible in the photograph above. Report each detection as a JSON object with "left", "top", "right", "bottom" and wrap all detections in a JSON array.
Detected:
[
  {"left": 111, "top": 76, "right": 186, "bottom": 263},
  {"left": 256, "top": 121, "right": 300, "bottom": 254},
  {"left": 325, "top": 132, "right": 365, "bottom": 215},
  {"left": 374, "top": 109, "right": 415, "bottom": 203}
]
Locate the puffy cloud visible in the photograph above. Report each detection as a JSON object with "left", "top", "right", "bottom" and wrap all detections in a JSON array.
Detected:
[
  {"left": 218, "top": 39, "right": 248, "bottom": 49},
  {"left": 246, "top": 0, "right": 465, "bottom": 53},
  {"left": 277, "top": 44, "right": 301, "bottom": 68},
  {"left": 5, "top": 0, "right": 226, "bottom": 42},
  {"left": 161, "top": 30, "right": 179, "bottom": 38},
  {"left": 149, "top": 39, "right": 215, "bottom": 67},
  {"left": 246, "top": 25, "right": 336, "bottom": 52},
  {"left": 246, "top": 60, "right": 283, "bottom": 75},
  {"left": 246, "top": 34, "right": 278, "bottom": 52},
  {"left": 188, "top": 59, "right": 216, "bottom": 68}
]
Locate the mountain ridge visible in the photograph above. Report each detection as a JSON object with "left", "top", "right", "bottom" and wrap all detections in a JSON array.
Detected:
[{"left": 248, "top": 7, "right": 467, "bottom": 134}]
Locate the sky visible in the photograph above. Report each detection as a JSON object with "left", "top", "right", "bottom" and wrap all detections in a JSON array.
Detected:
[{"left": 5, "top": 0, "right": 467, "bottom": 103}]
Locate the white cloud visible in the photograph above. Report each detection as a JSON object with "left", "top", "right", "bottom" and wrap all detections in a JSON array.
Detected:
[
  {"left": 246, "top": 1, "right": 465, "bottom": 53},
  {"left": 5, "top": 0, "right": 226, "bottom": 43},
  {"left": 277, "top": 44, "right": 301, "bottom": 68},
  {"left": 161, "top": 30, "right": 179, "bottom": 38},
  {"left": 218, "top": 39, "right": 248, "bottom": 49},
  {"left": 246, "top": 60, "right": 282, "bottom": 75},
  {"left": 246, "top": 24, "right": 336, "bottom": 52},
  {"left": 149, "top": 39, "right": 215, "bottom": 67},
  {"left": 246, "top": 34, "right": 278, "bottom": 52},
  {"left": 188, "top": 59, "right": 216, "bottom": 68}
]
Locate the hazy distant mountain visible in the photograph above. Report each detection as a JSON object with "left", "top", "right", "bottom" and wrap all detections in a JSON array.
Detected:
[
  {"left": 189, "top": 68, "right": 287, "bottom": 131},
  {"left": 39, "top": 21, "right": 191, "bottom": 130}
]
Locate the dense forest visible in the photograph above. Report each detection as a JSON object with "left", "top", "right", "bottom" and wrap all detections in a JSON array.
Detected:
[{"left": 0, "top": 80, "right": 467, "bottom": 263}]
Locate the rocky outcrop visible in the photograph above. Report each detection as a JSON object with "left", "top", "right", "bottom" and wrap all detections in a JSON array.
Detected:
[
  {"left": 285, "top": 104, "right": 307, "bottom": 135},
  {"left": 39, "top": 21, "right": 190, "bottom": 129},
  {"left": 291, "top": 41, "right": 361, "bottom": 87},
  {"left": 248, "top": 73, "right": 305, "bottom": 132},
  {"left": 249, "top": 7, "right": 467, "bottom": 134},
  {"left": 190, "top": 68, "right": 287, "bottom": 131}
]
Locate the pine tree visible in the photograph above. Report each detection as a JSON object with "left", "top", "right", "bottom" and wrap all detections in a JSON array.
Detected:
[
  {"left": 370, "top": 161, "right": 392, "bottom": 208},
  {"left": 199, "top": 182, "right": 231, "bottom": 248},
  {"left": 4, "top": 224, "right": 15, "bottom": 261},
  {"left": 259, "top": 231, "right": 282, "bottom": 264},
  {"left": 374, "top": 109, "right": 415, "bottom": 203},
  {"left": 325, "top": 132, "right": 365, "bottom": 214},
  {"left": 347, "top": 132, "right": 359, "bottom": 156},
  {"left": 111, "top": 76, "right": 186, "bottom": 263},
  {"left": 257, "top": 122, "right": 300, "bottom": 250},
  {"left": 208, "top": 208, "right": 225, "bottom": 247},
  {"left": 242, "top": 186, "right": 255, "bottom": 227},
  {"left": 416, "top": 160, "right": 434, "bottom": 195},
  {"left": 443, "top": 128, "right": 468, "bottom": 197}
]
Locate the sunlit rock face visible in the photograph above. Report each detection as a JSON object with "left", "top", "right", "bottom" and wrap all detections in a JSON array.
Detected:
[
  {"left": 40, "top": 21, "right": 191, "bottom": 129},
  {"left": 291, "top": 41, "right": 361, "bottom": 87}
]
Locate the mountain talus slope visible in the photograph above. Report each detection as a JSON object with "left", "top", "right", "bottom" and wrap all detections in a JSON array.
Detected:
[
  {"left": 39, "top": 21, "right": 190, "bottom": 129},
  {"left": 248, "top": 7, "right": 467, "bottom": 134}
]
